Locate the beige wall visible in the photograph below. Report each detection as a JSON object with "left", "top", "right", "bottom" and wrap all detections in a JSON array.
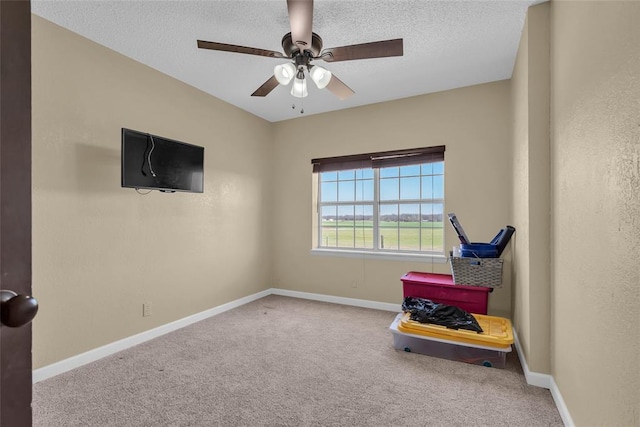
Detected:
[
  {"left": 31, "top": 16, "right": 273, "bottom": 368},
  {"left": 272, "top": 82, "right": 513, "bottom": 317},
  {"left": 550, "top": 1, "right": 640, "bottom": 425},
  {"left": 32, "top": 5, "right": 640, "bottom": 423},
  {"left": 510, "top": 2, "right": 551, "bottom": 374}
]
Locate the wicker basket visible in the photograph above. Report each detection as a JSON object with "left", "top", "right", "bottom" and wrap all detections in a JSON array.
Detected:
[{"left": 450, "top": 256, "right": 503, "bottom": 288}]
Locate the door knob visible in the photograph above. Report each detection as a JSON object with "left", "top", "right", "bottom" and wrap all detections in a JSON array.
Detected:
[{"left": 0, "top": 290, "right": 38, "bottom": 328}]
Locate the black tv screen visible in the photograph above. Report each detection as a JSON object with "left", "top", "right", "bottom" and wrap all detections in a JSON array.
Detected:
[{"left": 121, "top": 128, "right": 204, "bottom": 193}]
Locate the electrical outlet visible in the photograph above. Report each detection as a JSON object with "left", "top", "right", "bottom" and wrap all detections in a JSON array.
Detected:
[
  {"left": 143, "top": 302, "right": 152, "bottom": 317},
  {"left": 351, "top": 280, "right": 358, "bottom": 288}
]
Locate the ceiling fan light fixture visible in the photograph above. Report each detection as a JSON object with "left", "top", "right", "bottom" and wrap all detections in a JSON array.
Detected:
[
  {"left": 290, "top": 69, "right": 308, "bottom": 98},
  {"left": 274, "top": 62, "right": 296, "bottom": 85},
  {"left": 309, "top": 65, "right": 332, "bottom": 89}
]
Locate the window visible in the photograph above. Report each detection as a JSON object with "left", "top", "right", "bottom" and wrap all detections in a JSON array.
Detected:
[{"left": 312, "top": 146, "right": 445, "bottom": 257}]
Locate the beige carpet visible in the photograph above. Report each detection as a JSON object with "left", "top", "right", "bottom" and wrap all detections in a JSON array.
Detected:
[{"left": 33, "top": 295, "right": 562, "bottom": 426}]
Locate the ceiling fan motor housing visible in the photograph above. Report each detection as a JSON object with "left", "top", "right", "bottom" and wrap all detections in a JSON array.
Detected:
[{"left": 282, "top": 32, "right": 323, "bottom": 59}]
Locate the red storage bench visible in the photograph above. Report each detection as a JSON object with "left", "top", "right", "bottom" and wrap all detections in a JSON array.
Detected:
[{"left": 401, "top": 271, "right": 491, "bottom": 315}]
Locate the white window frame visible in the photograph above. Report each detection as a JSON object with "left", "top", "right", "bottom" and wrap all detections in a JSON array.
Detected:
[{"left": 312, "top": 157, "right": 446, "bottom": 262}]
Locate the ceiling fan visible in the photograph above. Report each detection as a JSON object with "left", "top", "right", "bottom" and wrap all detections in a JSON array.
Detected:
[{"left": 197, "top": 0, "right": 403, "bottom": 100}]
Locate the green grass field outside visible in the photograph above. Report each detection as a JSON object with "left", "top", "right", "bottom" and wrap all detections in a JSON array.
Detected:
[{"left": 320, "top": 221, "right": 444, "bottom": 251}]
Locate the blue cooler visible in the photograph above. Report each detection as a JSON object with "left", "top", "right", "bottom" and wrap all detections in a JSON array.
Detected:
[
  {"left": 460, "top": 243, "right": 499, "bottom": 258},
  {"left": 448, "top": 213, "right": 516, "bottom": 258}
]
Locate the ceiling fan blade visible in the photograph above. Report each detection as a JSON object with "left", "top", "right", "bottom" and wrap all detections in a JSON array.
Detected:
[
  {"left": 321, "top": 38, "right": 403, "bottom": 63},
  {"left": 197, "top": 40, "right": 286, "bottom": 59},
  {"left": 287, "top": 0, "right": 313, "bottom": 51},
  {"left": 251, "top": 75, "right": 280, "bottom": 97},
  {"left": 325, "top": 74, "right": 354, "bottom": 100}
]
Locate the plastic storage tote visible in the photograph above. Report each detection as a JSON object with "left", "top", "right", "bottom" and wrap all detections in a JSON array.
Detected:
[
  {"left": 389, "top": 313, "right": 512, "bottom": 368},
  {"left": 397, "top": 312, "right": 513, "bottom": 349},
  {"left": 401, "top": 272, "right": 490, "bottom": 315}
]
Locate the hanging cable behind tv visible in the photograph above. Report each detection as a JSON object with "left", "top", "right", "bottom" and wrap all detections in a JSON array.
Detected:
[
  {"left": 147, "top": 134, "right": 175, "bottom": 191},
  {"left": 147, "top": 134, "right": 157, "bottom": 177},
  {"left": 144, "top": 133, "right": 157, "bottom": 177}
]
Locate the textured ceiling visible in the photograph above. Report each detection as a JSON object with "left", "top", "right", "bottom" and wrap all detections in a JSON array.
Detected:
[{"left": 31, "top": 0, "right": 543, "bottom": 122}]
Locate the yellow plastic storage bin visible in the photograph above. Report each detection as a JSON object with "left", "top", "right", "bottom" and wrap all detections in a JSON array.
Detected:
[
  {"left": 389, "top": 313, "right": 512, "bottom": 368},
  {"left": 397, "top": 312, "right": 513, "bottom": 349}
]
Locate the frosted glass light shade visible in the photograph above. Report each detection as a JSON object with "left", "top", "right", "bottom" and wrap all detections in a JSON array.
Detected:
[
  {"left": 274, "top": 63, "right": 296, "bottom": 85},
  {"left": 309, "top": 65, "right": 332, "bottom": 89},
  {"left": 290, "top": 76, "right": 308, "bottom": 98}
]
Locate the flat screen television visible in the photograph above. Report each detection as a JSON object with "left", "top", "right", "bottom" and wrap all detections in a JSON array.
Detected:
[{"left": 121, "top": 128, "right": 204, "bottom": 193}]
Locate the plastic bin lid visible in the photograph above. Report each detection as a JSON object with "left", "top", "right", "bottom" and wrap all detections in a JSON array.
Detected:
[
  {"left": 401, "top": 271, "right": 491, "bottom": 291},
  {"left": 398, "top": 312, "right": 513, "bottom": 349}
]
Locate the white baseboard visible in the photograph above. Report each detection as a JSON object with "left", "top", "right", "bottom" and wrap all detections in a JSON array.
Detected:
[
  {"left": 32, "top": 289, "right": 271, "bottom": 383},
  {"left": 513, "top": 329, "right": 574, "bottom": 427},
  {"left": 512, "top": 329, "right": 551, "bottom": 388},
  {"left": 271, "top": 288, "right": 401, "bottom": 312},
  {"left": 550, "top": 376, "right": 575, "bottom": 427}
]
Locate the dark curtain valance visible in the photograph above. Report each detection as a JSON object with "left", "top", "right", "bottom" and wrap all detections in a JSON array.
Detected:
[{"left": 311, "top": 145, "right": 445, "bottom": 173}]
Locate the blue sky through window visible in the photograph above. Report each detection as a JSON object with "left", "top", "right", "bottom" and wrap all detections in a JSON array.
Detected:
[{"left": 320, "top": 163, "right": 444, "bottom": 208}]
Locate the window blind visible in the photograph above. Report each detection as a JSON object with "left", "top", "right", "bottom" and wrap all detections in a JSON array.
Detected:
[{"left": 311, "top": 145, "right": 445, "bottom": 173}]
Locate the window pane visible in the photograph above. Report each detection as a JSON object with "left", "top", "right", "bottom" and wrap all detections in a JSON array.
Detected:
[
  {"left": 336, "top": 205, "right": 355, "bottom": 248},
  {"left": 320, "top": 206, "right": 338, "bottom": 247},
  {"left": 354, "top": 227, "right": 374, "bottom": 249},
  {"left": 380, "top": 178, "right": 399, "bottom": 200},
  {"left": 337, "top": 228, "right": 355, "bottom": 248},
  {"left": 421, "top": 223, "right": 444, "bottom": 251},
  {"left": 338, "top": 170, "right": 355, "bottom": 180},
  {"left": 380, "top": 167, "right": 399, "bottom": 178},
  {"left": 400, "top": 177, "right": 420, "bottom": 200},
  {"left": 421, "top": 176, "right": 433, "bottom": 199},
  {"left": 379, "top": 204, "right": 398, "bottom": 250},
  {"left": 399, "top": 228, "right": 420, "bottom": 251},
  {"left": 399, "top": 204, "right": 420, "bottom": 223},
  {"left": 321, "top": 205, "right": 337, "bottom": 221},
  {"left": 356, "top": 168, "right": 374, "bottom": 179},
  {"left": 354, "top": 205, "right": 373, "bottom": 249},
  {"left": 380, "top": 204, "right": 398, "bottom": 222},
  {"left": 321, "top": 182, "right": 337, "bottom": 202},
  {"left": 355, "top": 205, "right": 373, "bottom": 222},
  {"left": 421, "top": 202, "right": 443, "bottom": 251},
  {"left": 421, "top": 203, "right": 444, "bottom": 222},
  {"left": 421, "top": 163, "right": 433, "bottom": 175},
  {"left": 398, "top": 204, "right": 420, "bottom": 251},
  {"left": 321, "top": 227, "right": 337, "bottom": 247},
  {"left": 321, "top": 171, "right": 337, "bottom": 182},
  {"left": 433, "top": 175, "right": 444, "bottom": 199},
  {"left": 338, "top": 180, "right": 355, "bottom": 202},
  {"left": 433, "top": 161, "right": 444, "bottom": 174},
  {"left": 355, "top": 179, "right": 374, "bottom": 201},
  {"left": 420, "top": 226, "right": 444, "bottom": 251},
  {"left": 400, "top": 164, "right": 421, "bottom": 177},
  {"left": 337, "top": 205, "right": 354, "bottom": 221},
  {"left": 433, "top": 203, "right": 444, "bottom": 219},
  {"left": 379, "top": 229, "right": 398, "bottom": 250}
]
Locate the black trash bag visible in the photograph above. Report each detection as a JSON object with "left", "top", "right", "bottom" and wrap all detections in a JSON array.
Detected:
[{"left": 401, "top": 296, "right": 483, "bottom": 333}]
